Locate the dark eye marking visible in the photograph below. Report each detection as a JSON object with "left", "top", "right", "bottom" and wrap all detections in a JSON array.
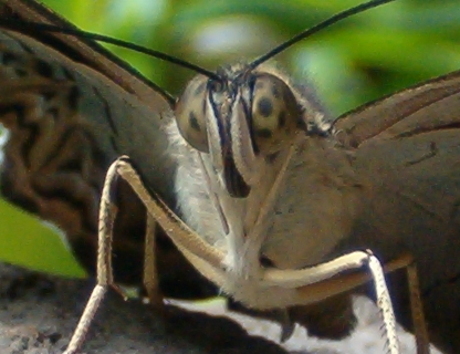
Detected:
[
  {"left": 278, "top": 111, "right": 286, "bottom": 128},
  {"left": 189, "top": 111, "right": 201, "bottom": 131},
  {"left": 258, "top": 97, "right": 273, "bottom": 118},
  {"left": 271, "top": 84, "right": 281, "bottom": 98},
  {"left": 256, "top": 128, "right": 273, "bottom": 139}
]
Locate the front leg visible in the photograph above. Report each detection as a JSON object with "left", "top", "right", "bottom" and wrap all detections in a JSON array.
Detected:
[
  {"left": 143, "top": 213, "right": 164, "bottom": 309},
  {"left": 258, "top": 250, "right": 400, "bottom": 353},
  {"left": 263, "top": 251, "right": 429, "bottom": 354},
  {"left": 64, "top": 157, "right": 164, "bottom": 354}
]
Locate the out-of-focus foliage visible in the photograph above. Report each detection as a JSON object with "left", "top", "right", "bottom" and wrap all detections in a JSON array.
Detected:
[
  {"left": 43, "top": 0, "right": 460, "bottom": 114},
  {"left": 1, "top": 0, "right": 460, "bottom": 277}
]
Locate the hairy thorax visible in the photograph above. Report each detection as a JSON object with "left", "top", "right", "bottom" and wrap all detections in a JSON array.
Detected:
[{"left": 168, "top": 119, "right": 364, "bottom": 277}]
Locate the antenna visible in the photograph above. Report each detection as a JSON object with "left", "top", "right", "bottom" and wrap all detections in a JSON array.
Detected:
[
  {"left": 0, "top": 0, "right": 395, "bottom": 85},
  {"left": 249, "top": 0, "right": 396, "bottom": 70},
  {"left": 0, "top": 20, "right": 220, "bottom": 81}
]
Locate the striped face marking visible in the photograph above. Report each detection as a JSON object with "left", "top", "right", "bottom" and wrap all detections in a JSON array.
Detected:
[{"left": 174, "top": 67, "right": 302, "bottom": 197}]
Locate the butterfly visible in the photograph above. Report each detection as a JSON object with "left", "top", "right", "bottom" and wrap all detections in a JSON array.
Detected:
[{"left": 0, "top": 1, "right": 459, "bottom": 354}]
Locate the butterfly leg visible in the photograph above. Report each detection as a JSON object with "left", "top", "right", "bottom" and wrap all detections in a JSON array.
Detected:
[
  {"left": 263, "top": 250, "right": 401, "bottom": 354},
  {"left": 367, "top": 252, "right": 400, "bottom": 354},
  {"left": 111, "top": 156, "right": 225, "bottom": 277},
  {"left": 370, "top": 255, "right": 430, "bottom": 354},
  {"left": 64, "top": 157, "right": 131, "bottom": 354},
  {"left": 143, "top": 213, "right": 164, "bottom": 309},
  {"left": 332, "top": 251, "right": 401, "bottom": 354},
  {"left": 98, "top": 158, "right": 430, "bottom": 354},
  {"left": 287, "top": 252, "right": 431, "bottom": 354},
  {"left": 406, "top": 262, "right": 430, "bottom": 354}
]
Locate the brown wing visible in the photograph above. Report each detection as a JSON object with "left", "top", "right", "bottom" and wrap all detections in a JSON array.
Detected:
[
  {"left": 0, "top": 1, "right": 215, "bottom": 299},
  {"left": 333, "top": 71, "right": 460, "bottom": 353},
  {"left": 1, "top": 0, "right": 171, "bottom": 110}
]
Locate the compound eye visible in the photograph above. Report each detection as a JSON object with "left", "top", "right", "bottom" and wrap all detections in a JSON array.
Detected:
[
  {"left": 251, "top": 74, "right": 299, "bottom": 154},
  {"left": 175, "top": 75, "right": 209, "bottom": 153}
]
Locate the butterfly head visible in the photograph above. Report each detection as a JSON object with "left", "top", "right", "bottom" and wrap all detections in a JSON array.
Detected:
[{"left": 175, "top": 64, "right": 306, "bottom": 198}]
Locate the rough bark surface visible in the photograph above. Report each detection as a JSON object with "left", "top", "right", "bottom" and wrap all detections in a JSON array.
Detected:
[
  {"left": 0, "top": 263, "right": 288, "bottom": 354},
  {"left": 0, "top": 263, "right": 444, "bottom": 354}
]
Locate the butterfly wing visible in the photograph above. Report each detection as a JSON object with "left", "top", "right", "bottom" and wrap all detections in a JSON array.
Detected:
[
  {"left": 1, "top": 0, "right": 171, "bottom": 110},
  {"left": 0, "top": 0, "right": 214, "bottom": 298},
  {"left": 333, "top": 70, "right": 460, "bottom": 351}
]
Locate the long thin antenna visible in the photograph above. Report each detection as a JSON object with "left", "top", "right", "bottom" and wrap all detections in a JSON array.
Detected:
[
  {"left": 0, "top": 20, "right": 220, "bottom": 81},
  {"left": 249, "top": 0, "right": 396, "bottom": 70}
]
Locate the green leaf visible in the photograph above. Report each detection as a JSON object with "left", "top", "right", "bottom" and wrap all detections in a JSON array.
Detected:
[{"left": 0, "top": 200, "right": 85, "bottom": 277}]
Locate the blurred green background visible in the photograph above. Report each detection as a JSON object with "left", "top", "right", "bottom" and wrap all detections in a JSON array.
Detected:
[{"left": 1, "top": 0, "right": 460, "bottom": 278}]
